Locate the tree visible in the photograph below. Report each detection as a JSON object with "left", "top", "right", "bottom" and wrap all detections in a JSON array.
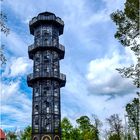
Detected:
[
  {"left": 0, "top": 44, "right": 7, "bottom": 65},
  {"left": 76, "top": 115, "right": 98, "bottom": 140},
  {"left": 76, "top": 116, "right": 91, "bottom": 131},
  {"left": 91, "top": 114, "right": 102, "bottom": 140},
  {"left": 76, "top": 116, "right": 92, "bottom": 140},
  {"left": 106, "top": 114, "right": 123, "bottom": 140},
  {"left": 111, "top": 1, "right": 139, "bottom": 139},
  {"left": 108, "top": 133, "right": 121, "bottom": 140},
  {"left": 0, "top": 11, "right": 10, "bottom": 35},
  {"left": 61, "top": 116, "right": 101, "bottom": 140},
  {"left": 126, "top": 97, "right": 139, "bottom": 140},
  {"left": 111, "top": 0, "right": 139, "bottom": 48},
  {"left": 21, "top": 126, "right": 32, "bottom": 140},
  {"left": 111, "top": 0, "right": 140, "bottom": 88},
  {"left": 0, "top": 0, "right": 10, "bottom": 65},
  {"left": 70, "top": 128, "right": 81, "bottom": 140},
  {"left": 6, "top": 131, "right": 17, "bottom": 140},
  {"left": 61, "top": 117, "right": 73, "bottom": 140}
]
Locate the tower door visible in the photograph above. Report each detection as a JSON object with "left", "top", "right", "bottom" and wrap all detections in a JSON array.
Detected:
[{"left": 41, "top": 135, "right": 51, "bottom": 140}]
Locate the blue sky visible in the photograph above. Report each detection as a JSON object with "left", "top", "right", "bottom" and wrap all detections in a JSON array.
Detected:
[{"left": 1, "top": 0, "right": 137, "bottom": 132}]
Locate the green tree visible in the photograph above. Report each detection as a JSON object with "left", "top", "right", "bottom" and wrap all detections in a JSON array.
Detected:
[
  {"left": 111, "top": 0, "right": 139, "bottom": 139},
  {"left": 106, "top": 114, "right": 123, "bottom": 140},
  {"left": 76, "top": 116, "right": 91, "bottom": 131},
  {"left": 76, "top": 115, "right": 97, "bottom": 140},
  {"left": 6, "top": 131, "right": 17, "bottom": 140},
  {"left": 21, "top": 126, "right": 32, "bottom": 140},
  {"left": 111, "top": 0, "right": 139, "bottom": 48},
  {"left": 61, "top": 117, "right": 73, "bottom": 140},
  {"left": 91, "top": 115, "right": 102, "bottom": 140},
  {"left": 70, "top": 128, "right": 82, "bottom": 140},
  {"left": 108, "top": 133, "right": 121, "bottom": 140},
  {"left": 126, "top": 97, "right": 139, "bottom": 140},
  {"left": 111, "top": 0, "right": 140, "bottom": 88},
  {"left": 76, "top": 116, "right": 91, "bottom": 140}
]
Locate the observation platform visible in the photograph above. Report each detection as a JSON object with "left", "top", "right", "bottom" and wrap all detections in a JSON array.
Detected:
[
  {"left": 28, "top": 43, "right": 65, "bottom": 60},
  {"left": 27, "top": 73, "right": 66, "bottom": 88},
  {"left": 29, "top": 12, "right": 64, "bottom": 35}
]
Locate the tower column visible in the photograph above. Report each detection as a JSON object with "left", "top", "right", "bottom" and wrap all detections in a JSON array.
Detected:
[{"left": 27, "top": 12, "right": 66, "bottom": 140}]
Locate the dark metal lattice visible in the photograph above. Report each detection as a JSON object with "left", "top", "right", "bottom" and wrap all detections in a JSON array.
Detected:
[{"left": 27, "top": 12, "right": 66, "bottom": 140}]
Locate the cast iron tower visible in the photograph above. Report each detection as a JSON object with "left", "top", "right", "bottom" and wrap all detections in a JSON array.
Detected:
[{"left": 27, "top": 12, "right": 66, "bottom": 140}]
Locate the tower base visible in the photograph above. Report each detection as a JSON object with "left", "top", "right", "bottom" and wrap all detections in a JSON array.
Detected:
[{"left": 32, "top": 134, "right": 61, "bottom": 140}]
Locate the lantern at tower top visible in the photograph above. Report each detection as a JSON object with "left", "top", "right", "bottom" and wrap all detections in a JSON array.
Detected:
[{"left": 29, "top": 11, "right": 64, "bottom": 35}]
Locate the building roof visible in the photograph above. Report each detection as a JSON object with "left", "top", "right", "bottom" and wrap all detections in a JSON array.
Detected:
[
  {"left": 0, "top": 129, "right": 6, "bottom": 138},
  {"left": 38, "top": 11, "right": 55, "bottom": 16}
]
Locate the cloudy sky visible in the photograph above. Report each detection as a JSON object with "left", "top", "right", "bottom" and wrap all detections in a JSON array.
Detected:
[{"left": 1, "top": 0, "right": 137, "bottom": 131}]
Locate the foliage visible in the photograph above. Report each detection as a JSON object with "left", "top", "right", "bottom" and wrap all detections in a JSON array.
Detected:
[
  {"left": 110, "top": 0, "right": 139, "bottom": 51},
  {"left": 6, "top": 131, "right": 17, "bottom": 140},
  {"left": 61, "top": 116, "right": 101, "bottom": 140},
  {"left": 70, "top": 128, "right": 81, "bottom": 140},
  {"left": 76, "top": 115, "right": 101, "bottom": 140},
  {"left": 0, "top": 44, "right": 6, "bottom": 65},
  {"left": 76, "top": 116, "right": 91, "bottom": 131},
  {"left": 0, "top": 11, "right": 10, "bottom": 35},
  {"left": 21, "top": 126, "right": 32, "bottom": 140},
  {"left": 106, "top": 114, "right": 123, "bottom": 140},
  {"left": 61, "top": 117, "right": 73, "bottom": 140},
  {"left": 91, "top": 114, "right": 102, "bottom": 140},
  {"left": 111, "top": 0, "right": 140, "bottom": 139},
  {"left": 0, "top": 0, "right": 10, "bottom": 66},
  {"left": 126, "top": 97, "right": 140, "bottom": 140},
  {"left": 108, "top": 133, "right": 121, "bottom": 140},
  {"left": 111, "top": 0, "right": 140, "bottom": 88}
]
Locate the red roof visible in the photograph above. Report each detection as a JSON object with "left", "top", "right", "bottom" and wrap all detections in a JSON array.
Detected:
[{"left": 0, "top": 129, "right": 6, "bottom": 138}]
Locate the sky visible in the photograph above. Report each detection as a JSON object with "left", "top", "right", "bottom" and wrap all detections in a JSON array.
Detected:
[{"left": 0, "top": 0, "right": 137, "bottom": 133}]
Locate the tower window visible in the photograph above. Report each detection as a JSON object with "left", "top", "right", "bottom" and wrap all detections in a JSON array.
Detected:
[
  {"left": 54, "top": 104, "right": 59, "bottom": 114},
  {"left": 34, "top": 104, "right": 39, "bottom": 114},
  {"left": 47, "top": 107, "right": 50, "bottom": 113},
  {"left": 34, "top": 116, "right": 39, "bottom": 126},
  {"left": 34, "top": 87, "right": 39, "bottom": 96},
  {"left": 54, "top": 89, "right": 59, "bottom": 97}
]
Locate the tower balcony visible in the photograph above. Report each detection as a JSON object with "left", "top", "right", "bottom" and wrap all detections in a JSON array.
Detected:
[
  {"left": 27, "top": 73, "right": 66, "bottom": 88},
  {"left": 28, "top": 43, "right": 65, "bottom": 60}
]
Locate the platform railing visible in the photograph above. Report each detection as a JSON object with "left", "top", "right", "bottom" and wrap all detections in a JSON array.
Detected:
[
  {"left": 28, "top": 43, "right": 65, "bottom": 52},
  {"left": 60, "top": 73, "right": 66, "bottom": 81},
  {"left": 27, "top": 73, "right": 34, "bottom": 81},
  {"left": 29, "top": 15, "right": 64, "bottom": 26},
  {"left": 27, "top": 73, "right": 66, "bottom": 82}
]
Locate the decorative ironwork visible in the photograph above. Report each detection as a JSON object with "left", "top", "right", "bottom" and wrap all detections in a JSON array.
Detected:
[{"left": 27, "top": 12, "right": 66, "bottom": 140}]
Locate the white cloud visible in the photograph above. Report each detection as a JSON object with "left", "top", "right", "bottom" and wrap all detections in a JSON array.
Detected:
[
  {"left": 2, "top": 57, "right": 32, "bottom": 77},
  {"left": 60, "top": 55, "right": 136, "bottom": 126},
  {"left": 1, "top": 80, "right": 32, "bottom": 129},
  {"left": 3, "top": 31, "right": 28, "bottom": 56},
  {"left": 10, "top": 57, "right": 32, "bottom": 77},
  {"left": 86, "top": 49, "right": 136, "bottom": 95},
  {"left": 1, "top": 57, "right": 32, "bottom": 129},
  {"left": 4, "top": 0, "right": 37, "bottom": 21},
  {"left": 1, "top": 81, "right": 19, "bottom": 102}
]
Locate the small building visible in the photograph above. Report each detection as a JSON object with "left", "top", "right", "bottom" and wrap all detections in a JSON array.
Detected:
[{"left": 0, "top": 129, "right": 6, "bottom": 140}]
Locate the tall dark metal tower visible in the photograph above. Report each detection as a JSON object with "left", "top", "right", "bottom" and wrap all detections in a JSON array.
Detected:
[{"left": 27, "top": 12, "right": 66, "bottom": 140}]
